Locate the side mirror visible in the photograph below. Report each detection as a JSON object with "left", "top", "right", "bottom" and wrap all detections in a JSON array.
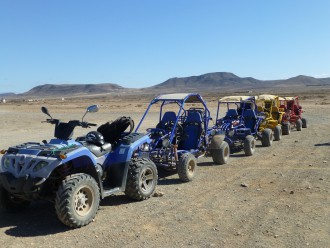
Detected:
[
  {"left": 41, "top": 106, "right": 52, "bottom": 118},
  {"left": 87, "top": 105, "right": 99, "bottom": 113},
  {"left": 82, "top": 105, "right": 99, "bottom": 121}
]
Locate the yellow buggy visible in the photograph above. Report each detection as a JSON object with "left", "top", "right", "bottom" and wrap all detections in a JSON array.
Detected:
[{"left": 256, "top": 94, "right": 287, "bottom": 145}]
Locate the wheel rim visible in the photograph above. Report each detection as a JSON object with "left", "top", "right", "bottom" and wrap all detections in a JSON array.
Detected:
[
  {"left": 187, "top": 159, "right": 196, "bottom": 176},
  {"left": 74, "top": 186, "right": 94, "bottom": 217},
  {"left": 140, "top": 167, "right": 155, "bottom": 193}
]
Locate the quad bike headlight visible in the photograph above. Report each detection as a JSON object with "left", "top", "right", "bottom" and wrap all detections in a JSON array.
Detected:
[
  {"left": 33, "top": 161, "right": 49, "bottom": 172},
  {"left": 3, "top": 157, "right": 11, "bottom": 170}
]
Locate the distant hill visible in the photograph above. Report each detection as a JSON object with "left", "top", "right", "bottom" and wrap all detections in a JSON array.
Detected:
[
  {"left": 149, "top": 73, "right": 330, "bottom": 93},
  {"left": 0, "top": 92, "right": 16, "bottom": 98},
  {"left": 150, "top": 72, "right": 261, "bottom": 90},
  {"left": 22, "top": 83, "right": 124, "bottom": 97},
  {"left": 1, "top": 72, "right": 330, "bottom": 98}
]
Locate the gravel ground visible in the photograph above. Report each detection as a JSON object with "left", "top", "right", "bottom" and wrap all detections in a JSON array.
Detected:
[{"left": 0, "top": 93, "right": 329, "bottom": 248}]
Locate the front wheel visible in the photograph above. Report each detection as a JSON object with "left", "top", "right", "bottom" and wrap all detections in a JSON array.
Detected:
[
  {"left": 0, "top": 186, "right": 30, "bottom": 213},
  {"left": 212, "top": 141, "right": 230, "bottom": 165},
  {"left": 296, "top": 119, "right": 302, "bottom": 131},
  {"left": 125, "top": 158, "right": 158, "bottom": 200},
  {"left": 302, "top": 118, "right": 307, "bottom": 128},
  {"left": 177, "top": 153, "right": 197, "bottom": 182},
  {"left": 282, "top": 123, "right": 290, "bottom": 135},
  {"left": 261, "top": 128, "right": 273, "bottom": 147},
  {"left": 274, "top": 125, "right": 282, "bottom": 141},
  {"left": 244, "top": 135, "right": 255, "bottom": 156},
  {"left": 55, "top": 173, "right": 100, "bottom": 228}
]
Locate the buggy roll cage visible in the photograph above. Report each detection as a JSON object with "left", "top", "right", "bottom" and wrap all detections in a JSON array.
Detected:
[
  {"left": 135, "top": 93, "right": 211, "bottom": 143},
  {"left": 215, "top": 96, "right": 258, "bottom": 124}
]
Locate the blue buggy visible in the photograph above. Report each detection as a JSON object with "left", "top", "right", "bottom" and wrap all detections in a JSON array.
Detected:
[
  {"left": 135, "top": 93, "right": 215, "bottom": 182},
  {"left": 214, "top": 96, "right": 270, "bottom": 160}
]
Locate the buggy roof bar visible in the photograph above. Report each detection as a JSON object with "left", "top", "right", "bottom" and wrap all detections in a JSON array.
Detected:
[
  {"left": 151, "top": 93, "right": 205, "bottom": 104},
  {"left": 218, "top": 95, "right": 252, "bottom": 103},
  {"left": 135, "top": 93, "right": 210, "bottom": 134},
  {"left": 256, "top": 94, "right": 278, "bottom": 101}
]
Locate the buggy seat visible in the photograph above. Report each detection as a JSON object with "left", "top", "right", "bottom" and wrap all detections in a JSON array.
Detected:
[
  {"left": 243, "top": 109, "right": 257, "bottom": 130},
  {"left": 179, "top": 111, "right": 203, "bottom": 150},
  {"left": 156, "top": 111, "right": 177, "bottom": 131},
  {"left": 85, "top": 142, "right": 111, "bottom": 157},
  {"left": 271, "top": 106, "right": 280, "bottom": 120},
  {"left": 224, "top": 109, "right": 239, "bottom": 120}
]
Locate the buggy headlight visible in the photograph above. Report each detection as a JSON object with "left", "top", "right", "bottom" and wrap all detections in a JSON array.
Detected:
[
  {"left": 141, "top": 143, "right": 150, "bottom": 152},
  {"left": 162, "top": 138, "right": 170, "bottom": 148},
  {"left": 33, "top": 161, "right": 49, "bottom": 172},
  {"left": 3, "top": 157, "right": 11, "bottom": 170}
]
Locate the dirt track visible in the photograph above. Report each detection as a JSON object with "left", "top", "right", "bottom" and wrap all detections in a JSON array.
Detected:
[{"left": 0, "top": 94, "right": 329, "bottom": 248}]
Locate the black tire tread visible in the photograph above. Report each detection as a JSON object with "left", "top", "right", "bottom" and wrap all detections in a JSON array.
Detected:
[
  {"left": 244, "top": 135, "right": 255, "bottom": 156},
  {"left": 261, "top": 128, "right": 273, "bottom": 147},
  {"left": 301, "top": 118, "right": 307, "bottom": 128},
  {"left": 177, "top": 153, "right": 197, "bottom": 182},
  {"left": 212, "top": 141, "right": 230, "bottom": 165},
  {"left": 55, "top": 173, "right": 100, "bottom": 228},
  {"left": 125, "top": 158, "right": 157, "bottom": 200},
  {"left": 282, "top": 123, "right": 290, "bottom": 135},
  {"left": 274, "top": 125, "right": 282, "bottom": 141},
  {"left": 296, "top": 119, "right": 302, "bottom": 131}
]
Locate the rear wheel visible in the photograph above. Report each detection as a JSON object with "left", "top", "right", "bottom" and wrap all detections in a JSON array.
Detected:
[
  {"left": 302, "top": 118, "right": 307, "bottom": 128},
  {"left": 274, "top": 125, "right": 282, "bottom": 141},
  {"left": 55, "top": 173, "right": 100, "bottom": 228},
  {"left": 0, "top": 186, "right": 30, "bottom": 212},
  {"left": 244, "top": 135, "right": 255, "bottom": 156},
  {"left": 177, "top": 153, "right": 197, "bottom": 182},
  {"left": 282, "top": 123, "right": 290, "bottom": 135},
  {"left": 261, "top": 128, "right": 273, "bottom": 147},
  {"left": 296, "top": 119, "right": 302, "bottom": 131},
  {"left": 125, "top": 158, "right": 158, "bottom": 200},
  {"left": 212, "top": 141, "right": 230, "bottom": 165}
]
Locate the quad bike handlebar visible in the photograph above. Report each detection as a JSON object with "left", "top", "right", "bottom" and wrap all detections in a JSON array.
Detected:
[{"left": 43, "top": 119, "right": 97, "bottom": 128}]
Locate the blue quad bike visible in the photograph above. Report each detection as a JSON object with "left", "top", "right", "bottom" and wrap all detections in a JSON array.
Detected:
[
  {"left": 135, "top": 93, "right": 222, "bottom": 182},
  {"left": 213, "top": 96, "right": 272, "bottom": 161},
  {"left": 0, "top": 105, "right": 158, "bottom": 228}
]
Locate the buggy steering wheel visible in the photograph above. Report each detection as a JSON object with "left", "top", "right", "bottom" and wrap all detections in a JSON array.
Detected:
[{"left": 163, "top": 121, "right": 183, "bottom": 137}]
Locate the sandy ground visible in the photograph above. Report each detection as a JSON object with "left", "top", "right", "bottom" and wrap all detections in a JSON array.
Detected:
[{"left": 0, "top": 92, "right": 329, "bottom": 248}]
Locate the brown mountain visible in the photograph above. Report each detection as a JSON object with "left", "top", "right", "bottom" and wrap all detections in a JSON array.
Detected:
[
  {"left": 148, "top": 73, "right": 330, "bottom": 93},
  {"left": 3, "top": 72, "right": 330, "bottom": 98},
  {"left": 150, "top": 72, "right": 261, "bottom": 90},
  {"left": 22, "top": 83, "right": 124, "bottom": 97}
]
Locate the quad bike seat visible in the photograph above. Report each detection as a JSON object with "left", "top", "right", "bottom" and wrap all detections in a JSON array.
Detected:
[
  {"left": 179, "top": 111, "right": 203, "bottom": 150},
  {"left": 84, "top": 142, "right": 112, "bottom": 157}
]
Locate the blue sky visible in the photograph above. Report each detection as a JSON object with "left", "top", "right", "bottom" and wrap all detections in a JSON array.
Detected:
[{"left": 1, "top": 0, "right": 329, "bottom": 93}]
